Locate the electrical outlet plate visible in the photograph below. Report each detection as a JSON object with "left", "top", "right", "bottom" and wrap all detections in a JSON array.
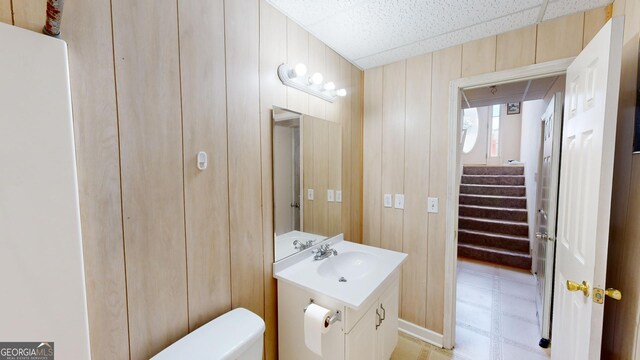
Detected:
[
  {"left": 335, "top": 190, "right": 342, "bottom": 203},
  {"left": 383, "top": 194, "right": 392, "bottom": 208},
  {"left": 307, "top": 189, "right": 314, "bottom": 201},
  {"left": 394, "top": 194, "right": 404, "bottom": 209},
  {"left": 428, "top": 197, "right": 438, "bottom": 213},
  {"left": 327, "top": 189, "right": 335, "bottom": 202}
]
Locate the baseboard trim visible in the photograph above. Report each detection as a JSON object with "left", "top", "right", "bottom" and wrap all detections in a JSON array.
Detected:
[{"left": 398, "top": 319, "right": 444, "bottom": 348}]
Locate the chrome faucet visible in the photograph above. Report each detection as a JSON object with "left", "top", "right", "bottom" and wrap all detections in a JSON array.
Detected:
[
  {"left": 313, "top": 243, "right": 338, "bottom": 261},
  {"left": 293, "top": 239, "right": 314, "bottom": 250}
]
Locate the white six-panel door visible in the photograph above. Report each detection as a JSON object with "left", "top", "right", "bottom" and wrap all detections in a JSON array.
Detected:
[{"left": 551, "top": 17, "right": 623, "bottom": 359}]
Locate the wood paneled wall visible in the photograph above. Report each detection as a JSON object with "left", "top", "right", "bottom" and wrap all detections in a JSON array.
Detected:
[
  {"left": 603, "top": 0, "right": 640, "bottom": 358},
  {"left": 1, "top": 1, "right": 363, "bottom": 359},
  {"left": 363, "top": 7, "right": 610, "bottom": 335}
]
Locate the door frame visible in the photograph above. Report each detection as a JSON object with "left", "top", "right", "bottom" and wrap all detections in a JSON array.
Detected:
[{"left": 443, "top": 58, "right": 574, "bottom": 349}]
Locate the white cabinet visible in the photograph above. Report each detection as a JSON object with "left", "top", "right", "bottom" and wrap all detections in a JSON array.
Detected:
[{"left": 345, "top": 274, "right": 400, "bottom": 360}]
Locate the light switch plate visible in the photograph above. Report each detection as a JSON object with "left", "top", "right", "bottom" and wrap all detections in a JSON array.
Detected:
[
  {"left": 307, "top": 189, "right": 314, "bottom": 201},
  {"left": 394, "top": 194, "right": 404, "bottom": 209},
  {"left": 335, "top": 190, "right": 342, "bottom": 203},
  {"left": 327, "top": 189, "right": 335, "bottom": 202},
  {"left": 383, "top": 194, "right": 392, "bottom": 208},
  {"left": 428, "top": 197, "right": 439, "bottom": 213}
]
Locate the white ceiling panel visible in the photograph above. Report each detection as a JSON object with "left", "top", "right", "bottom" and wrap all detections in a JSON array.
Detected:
[{"left": 267, "top": 0, "right": 614, "bottom": 69}]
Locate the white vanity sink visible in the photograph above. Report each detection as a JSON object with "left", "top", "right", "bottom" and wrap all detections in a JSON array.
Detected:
[
  {"left": 274, "top": 235, "right": 407, "bottom": 310},
  {"left": 317, "top": 251, "right": 378, "bottom": 281}
]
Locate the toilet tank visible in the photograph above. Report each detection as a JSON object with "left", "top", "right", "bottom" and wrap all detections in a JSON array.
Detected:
[{"left": 152, "top": 308, "right": 265, "bottom": 360}]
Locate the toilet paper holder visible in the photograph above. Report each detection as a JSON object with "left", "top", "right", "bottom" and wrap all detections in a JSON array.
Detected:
[{"left": 303, "top": 299, "right": 342, "bottom": 325}]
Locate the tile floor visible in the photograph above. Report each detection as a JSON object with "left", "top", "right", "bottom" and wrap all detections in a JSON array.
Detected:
[{"left": 390, "top": 258, "right": 551, "bottom": 360}]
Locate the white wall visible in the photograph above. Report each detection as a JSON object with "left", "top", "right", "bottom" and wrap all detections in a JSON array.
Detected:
[
  {"left": 500, "top": 104, "right": 522, "bottom": 162},
  {"left": 0, "top": 23, "right": 90, "bottom": 358},
  {"left": 520, "top": 99, "right": 546, "bottom": 271}
]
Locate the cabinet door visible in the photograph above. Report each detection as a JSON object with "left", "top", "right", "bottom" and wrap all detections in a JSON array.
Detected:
[
  {"left": 346, "top": 302, "right": 378, "bottom": 360},
  {"left": 378, "top": 280, "right": 400, "bottom": 360}
]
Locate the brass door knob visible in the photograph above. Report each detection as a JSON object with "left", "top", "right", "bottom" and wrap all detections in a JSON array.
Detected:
[
  {"left": 605, "top": 288, "right": 622, "bottom": 300},
  {"left": 567, "top": 280, "right": 589, "bottom": 297}
]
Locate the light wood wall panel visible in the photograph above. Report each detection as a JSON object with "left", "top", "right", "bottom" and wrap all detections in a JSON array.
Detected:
[
  {"left": 496, "top": 25, "right": 536, "bottom": 71},
  {"left": 303, "top": 116, "right": 316, "bottom": 233},
  {"left": 362, "top": 8, "right": 610, "bottom": 338},
  {"left": 602, "top": 0, "right": 640, "bottom": 357},
  {"left": 61, "top": 1, "right": 129, "bottom": 358},
  {"left": 329, "top": 122, "right": 343, "bottom": 235},
  {"left": 462, "top": 36, "right": 496, "bottom": 77},
  {"left": 259, "top": 2, "right": 288, "bottom": 358},
  {"left": 308, "top": 35, "right": 327, "bottom": 119},
  {"left": 380, "top": 61, "right": 406, "bottom": 253},
  {"left": 363, "top": 67, "right": 383, "bottom": 248},
  {"left": 401, "top": 53, "right": 432, "bottom": 327},
  {"left": 325, "top": 49, "right": 341, "bottom": 122},
  {"left": 340, "top": 59, "right": 352, "bottom": 240},
  {"left": 0, "top": 0, "right": 11, "bottom": 24},
  {"left": 178, "top": 0, "right": 231, "bottom": 331},
  {"left": 12, "top": 0, "right": 44, "bottom": 32},
  {"left": 583, "top": 6, "right": 611, "bottom": 47},
  {"left": 536, "top": 12, "right": 584, "bottom": 63},
  {"left": 286, "top": 19, "right": 309, "bottom": 114},
  {"left": 426, "top": 46, "right": 461, "bottom": 333},
  {"left": 225, "top": 0, "right": 264, "bottom": 318},
  {"left": 350, "top": 69, "right": 364, "bottom": 243},
  {"left": 312, "top": 118, "right": 330, "bottom": 235},
  {"left": 111, "top": 0, "right": 188, "bottom": 358}
]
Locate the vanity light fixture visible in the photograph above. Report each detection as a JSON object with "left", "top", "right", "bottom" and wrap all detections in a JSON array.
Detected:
[{"left": 277, "top": 63, "right": 346, "bottom": 103}]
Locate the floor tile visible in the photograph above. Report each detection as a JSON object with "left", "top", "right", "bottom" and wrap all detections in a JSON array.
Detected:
[
  {"left": 454, "top": 326, "right": 492, "bottom": 360},
  {"left": 457, "top": 301, "right": 493, "bottom": 333},
  {"left": 457, "top": 282, "right": 493, "bottom": 310},
  {"left": 498, "top": 266, "right": 536, "bottom": 286},
  {"left": 457, "top": 269, "right": 495, "bottom": 290},
  {"left": 501, "top": 314, "right": 543, "bottom": 349},
  {"left": 458, "top": 259, "right": 499, "bottom": 276},
  {"left": 500, "top": 293, "right": 538, "bottom": 323},
  {"left": 502, "top": 342, "right": 551, "bottom": 359},
  {"left": 499, "top": 277, "right": 537, "bottom": 299}
]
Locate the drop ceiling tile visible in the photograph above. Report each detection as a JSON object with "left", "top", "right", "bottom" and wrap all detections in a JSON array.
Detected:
[
  {"left": 543, "top": 0, "right": 612, "bottom": 21},
  {"left": 355, "top": 7, "right": 539, "bottom": 69},
  {"left": 267, "top": 0, "right": 368, "bottom": 26},
  {"left": 306, "top": 0, "right": 543, "bottom": 61}
]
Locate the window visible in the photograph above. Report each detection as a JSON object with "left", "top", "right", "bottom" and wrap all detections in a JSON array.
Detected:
[
  {"left": 462, "top": 108, "right": 479, "bottom": 154},
  {"left": 489, "top": 104, "right": 500, "bottom": 157}
]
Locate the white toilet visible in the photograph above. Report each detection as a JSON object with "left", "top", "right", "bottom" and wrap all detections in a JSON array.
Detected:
[{"left": 152, "top": 308, "right": 265, "bottom": 360}]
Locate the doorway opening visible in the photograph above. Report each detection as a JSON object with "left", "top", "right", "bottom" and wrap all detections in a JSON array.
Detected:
[{"left": 441, "top": 58, "right": 573, "bottom": 357}]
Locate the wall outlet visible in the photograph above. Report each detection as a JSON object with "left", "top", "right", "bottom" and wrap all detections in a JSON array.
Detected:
[
  {"left": 335, "top": 190, "right": 342, "bottom": 203},
  {"left": 394, "top": 194, "right": 404, "bottom": 209},
  {"left": 327, "top": 189, "right": 335, "bottom": 202},
  {"left": 307, "top": 189, "right": 314, "bottom": 201},
  {"left": 383, "top": 194, "right": 392, "bottom": 208},
  {"left": 428, "top": 197, "right": 439, "bottom": 213}
]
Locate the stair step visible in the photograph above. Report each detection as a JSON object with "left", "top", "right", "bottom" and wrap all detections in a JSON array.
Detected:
[
  {"left": 463, "top": 165, "right": 524, "bottom": 176},
  {"left": 461, "top": 175, "right": 525, "bottom": 186},
  {"left": 459, "top": 205, "right": 528, "bottom": 222},
  {"left": 459, "top": 194, "right": 527, "bottom": 209},
  {"left": 458, "top": 244, "right": 532, "bottom": 270},
  {"left": 458, "top": 229, "right": 530, "bottom": 253},
  {"left": 460, "top": 184, "right": 526, "bottom": 197},
  {"left": 458, "top": 216, "right": 529, "bottom": 236}
]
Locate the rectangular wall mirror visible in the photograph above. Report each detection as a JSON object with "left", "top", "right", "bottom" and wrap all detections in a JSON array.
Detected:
[{"left": 273, "top": 106, "right": 344, "bottom": 261}]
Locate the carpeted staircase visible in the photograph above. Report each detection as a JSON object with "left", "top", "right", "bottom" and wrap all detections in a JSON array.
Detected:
[{"left": 457, "top": 165, "right": 532, "bottom": 270}]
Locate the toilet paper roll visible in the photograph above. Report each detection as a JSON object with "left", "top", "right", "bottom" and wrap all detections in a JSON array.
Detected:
[{"left": 304, "top": 303, "right": 331, "bottom": 356}]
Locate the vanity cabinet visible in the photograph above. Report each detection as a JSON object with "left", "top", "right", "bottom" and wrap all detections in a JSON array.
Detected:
[{"left": 346, "top": 276, "right": 399, "bottom": 360}]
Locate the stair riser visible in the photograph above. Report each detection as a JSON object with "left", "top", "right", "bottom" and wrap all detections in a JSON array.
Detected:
[
  {"left": 459, "top": 218, "right": 529, "bottom": 236},
  {"left": 459, "top": 195, "right": 527, "bottom": 209},
  {"left": 458, "top": 246, "right": 531, "bottom": 270},
  {"left": 460, "top": 185, "right": 526, "bottom": 197},
  {"left": 461, "top": 175, "right": 525, "bottom": 186},
  {"left": 458, "top": 231, "right": 530, "bottom": 253},
  {"left": 459, "top": 206, "right": 528, "bottom": 222},
  {"left": 463, "top": 166, "right": 524, "bottom": 176}
]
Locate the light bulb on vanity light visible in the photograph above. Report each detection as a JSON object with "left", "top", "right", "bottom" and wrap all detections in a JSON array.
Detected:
[
  {"left": 323, "top": 81, "right": 335, "bottom": 91},
  {"left": 288, "top": 63, "right": 307, "bottom": 79},
  {"left": 336, "top": 88, "right": 347, "bottom": 97},
  {"left": 309, "top": 72, "right": 323, "bottom": 85}
]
